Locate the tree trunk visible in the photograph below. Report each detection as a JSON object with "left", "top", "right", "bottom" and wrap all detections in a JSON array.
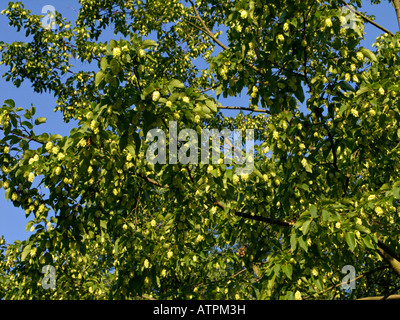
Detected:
[{"left": 394, "top": 0, "right": 400, "bottom": 31}]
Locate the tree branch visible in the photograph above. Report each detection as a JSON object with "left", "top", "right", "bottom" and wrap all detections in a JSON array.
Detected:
[
  {"left": 0, "top": 126, "right": 45, "bottom": 145},
  {"left": 187, "top": 0, "right": 264, "bottom": 76},
  {"left": 303, "top": 265, "right": 388, "bottom": 299},
  {"left": 136, "top": 172, "right": 167, "bottom": 188},
  {"left": 358, "top": 294, "right": 400, "bottom": 300},
  {"left": 214, "top": 201, "right": 294, "bottom": 227},
  {"left": 187, "top": 0, "right": 228, "bottom": 51},
  {"left": 218, "top": 106, "right": 270, "bottom": 114},
  {"left": 376, "top": 240, "right": 400, "bottom": 278}
]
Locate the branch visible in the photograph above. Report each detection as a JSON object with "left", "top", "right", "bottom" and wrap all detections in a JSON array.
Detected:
[
  {"left": 303, "top": 265, "right": 388, "bottom": 299},
  {"left": 218, "top": 106, "right": 270, "bottom": 114},
  {"left": 187, "top": 0, "right": 228, "bottom": 51},
  {"left": 136, "top": 172, "right": 167, "bottom": 188},
  {"left": 0, "top": 126, "right": 45, "bottom": 145},
  {"left": 215, "top": 201, "right": 294, "bottom": 227},
  {"left": 376, "top": 240, "right": 400, "bottom": 278},
  {"left": 358, "top": 294, "right": 400, "bottom": 300},
  {"left": 187, "top": 0, "right": 264, "bottom": 76}
]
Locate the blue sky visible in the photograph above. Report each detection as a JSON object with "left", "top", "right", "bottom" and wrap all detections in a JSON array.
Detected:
[{"left": 0, "top": 0, "right": 398, "bottom": 245}]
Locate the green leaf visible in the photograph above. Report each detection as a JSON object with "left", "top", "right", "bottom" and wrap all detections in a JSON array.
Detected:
[
  {"left": 290, "top": 233, "right": 297, "bottom": 252},
  {"left": 310, "top": 205, "right": 317, "bottom": 218},
  {"left": 298, "top": 236, "right": 308, "bottom": 252},
  {"left": 126, "top": 144, "right": 136, "bottom": 157},
  {"left": 282, "top": 264, "right": 293, "bottom": 279},
  {"left": 360, "top": 48, "right": 377, "bottom": 63},
  {"left": 362, "top": 234, "right": 375, "bottom": 249},
  {"left": 345, "top": 232, "right": 356, "bottom": 252},
  {"left": 34, "top": 117, "right": 47, "bottom": 125},
  {"left": 393, "top": 186, "right": 400, "bottom": 199},
  {"left": 95, "top": 71, "right": 106, "bottom": 86},
  {"left": 100, "top": 57, "right": 109, "bottom": 71},
  {"left": 169, "top": 79, "right": 185, "bottom": 89},
  {"left": 355, "top": 86, "right": 371, "bottom": 97},
  {"left": 141, "top": 39, "right": 157, "bottom": 49},
  {"left": 110, "top": 59, "right": 120, "bottom": 75},
  {"left": 355, "top": 224, "right": 370, "bottom": 234},
  {"left": 4, "top": 99, "right": 15, "bottom": 109},
  {"left": 205, "top": 100, "right": 218, "bottom": 113},
  {"left": 26, "top": 221, "right": 34, "bottom": 233},
  {"left": 109, "top": 39, "right": 117, "bottom": 48},
  {"left": 302, "top": 220, "right": 312, "bottom": 235},
  {"left": 21, "top": 243, "right": 32, "bottom": 262},
  {"left": 304, "top": 162, "right": 313, "bottom": 173},
  {"left": 4, "top": 189, "right": 10, "bottom": 201},
  {"left": 294, "top": 85, "right": 305, "bottom": 103},
  {"left": 216, "top": 85, "right": 223, "bottom": 97},
  {"left": 338, "top": 81, "right": 354, "bottom": 92},
  {"left": 273, "top": 263, "right": 281, "bottom": 276},
  {"left": 322, "top": 209, "right": 330, "bottom": 222}
]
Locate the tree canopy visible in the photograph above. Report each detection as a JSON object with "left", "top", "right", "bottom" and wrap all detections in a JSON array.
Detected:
[{"left": 1, "top": 0, "right": 400, "bottom": 300}]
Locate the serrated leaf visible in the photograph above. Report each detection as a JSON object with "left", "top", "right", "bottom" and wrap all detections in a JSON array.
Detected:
[
  {"left": 338, "top": 81, "right": 355, "bottom": 92},
  {"left": 355, "top": 86, "right": 371, "bottom": 96},
  {"left": 298, "top": 236, "right": 308, "bottom": 252},
  {"left": 205, "top": 100, "right": 218, "bottom": 113},
  {"left": 216, "top": 85, "right": 223, "bottom": 97},
  {"left": 4, "top": 99, "right": 15, "bottom": 109},
  {"left": 4, "top": 189, "right": 10, "bottom": 201},
  {"left": 360, "top": 48, "right": 377, "bottom": 63},
  {"left": 355, "top": 224, "right": 370, "bottom": 234},
  {"left": 361, "top": 234, "right": 375, "bottom": 249},
  {"left": 345, "top": 232, "right": 356, "bottom": 252},
  {"left": 95, "top": 71, "right": 106, "bottom": 86},
  {"left": 21, "top": 244, "right": 32, "bottom": 262},
  {"left": 273, "top": 263, "right": 281, "bottom": 276},
  {"left": 302, "top": 220, "right": 312, "bottom": 235},
  {"left": 100, "top": 57, "right": 108, "bottom": 71},
  {"left": 393, "top": 186, "right": 400, "bottom": 199},
  {"left": 290, "top": 233, "right": 297, "bottom": 252},
  {"left": 34, "top": 117, "right": 47, "bottom": 125},
  {"left": 282, "top": 264, "right": 293, "bottom": 279},
  {"left": 304, "top": 163, "right": 313, "bottom": 173},
  {"left": 169, "top": 79, "right": 185, "bottom": 89},
  {"left": 110, "top": 59, "right": 120, "bottom": 75},
  {"left": 294, "top": 85, "right": 305, "bottom": 103},
  {"left": 310, "top": 205, "right": 318, "bottom": 218},
  {"left": 109, "top": 39, "right": 117, "bottom": 49},
  {"left": 26, "top": 221, "right": 34, "bottom": 233},
  {"left": 141, "top": 39, "right": 157, "bottom": 49}
]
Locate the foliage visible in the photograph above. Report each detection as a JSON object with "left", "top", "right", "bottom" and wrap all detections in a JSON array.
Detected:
[{"left": 1, "top": 0, "right": 400, "bottom": 299}]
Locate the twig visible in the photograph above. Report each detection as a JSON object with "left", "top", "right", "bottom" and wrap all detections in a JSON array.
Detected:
[
  {"left": 214, "top": 201, "right": 294, "bottom": 227},
  {"left": 394, "top": 0, "right": 400, "bottom": 31},
  {"left": 0, "top": 126, "right": 45, "bottom": 145},
  {"left": 218, "top": 106, "right": 270, "bottom": 114}
]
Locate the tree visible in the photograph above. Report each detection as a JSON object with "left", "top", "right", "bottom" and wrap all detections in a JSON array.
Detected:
[{"left": 1, "top": 0, "right": 400, "bottom": 300}]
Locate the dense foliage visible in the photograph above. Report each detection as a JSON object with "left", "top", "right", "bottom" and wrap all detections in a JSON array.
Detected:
[{"left": 1, "top": 0, "right": 400, "bottom": 299}]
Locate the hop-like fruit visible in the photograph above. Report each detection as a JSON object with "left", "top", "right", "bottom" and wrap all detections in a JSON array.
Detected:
[
  {"left": 152, "top": 90, "right": 160, "bottom": 102},
  {"left": 325, "top": 17, "right": 332, "bottom": 28},
  {"left": 240, "top": 9, "right": 248, "bottom": 19},
  {"left": 112, "top": 47, "right": 122, "bottom": 58}
]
